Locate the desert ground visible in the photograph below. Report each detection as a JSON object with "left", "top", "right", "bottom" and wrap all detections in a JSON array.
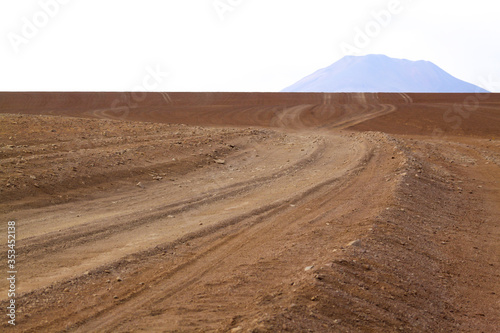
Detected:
[{"left": 0, "top": 92, "right": 499, "bottom": 332}]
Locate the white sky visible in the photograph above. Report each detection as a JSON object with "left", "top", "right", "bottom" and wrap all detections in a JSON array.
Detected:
[{"left": 1, "top": 0, "right": 499, "bottom": 92}]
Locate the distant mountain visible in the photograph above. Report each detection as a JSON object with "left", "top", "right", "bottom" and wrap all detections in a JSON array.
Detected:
[{"left": 282, "top": 54, "right": 488, "bottom": 93}]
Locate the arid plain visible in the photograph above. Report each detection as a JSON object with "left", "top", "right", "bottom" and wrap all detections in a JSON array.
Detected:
[{"left": 0, "top": 92, "right": 499, "bottom": 332}]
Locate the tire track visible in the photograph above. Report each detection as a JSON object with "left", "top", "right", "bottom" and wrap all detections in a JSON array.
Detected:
[
  {"left": 23, "top": 135, "right": 371, "bottom": 333},
  {"left": 18, "top": 138, "right": 327, "bottom": 259}
]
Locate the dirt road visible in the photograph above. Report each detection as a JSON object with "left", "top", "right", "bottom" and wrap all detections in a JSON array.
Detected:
[{"left": 0, "top": 92, "right": 499, "bottom": 332}]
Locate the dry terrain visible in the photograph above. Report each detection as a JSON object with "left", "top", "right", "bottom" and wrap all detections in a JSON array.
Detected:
[{"left": 0, "top": 92, "right": 499, "bottom": 332}]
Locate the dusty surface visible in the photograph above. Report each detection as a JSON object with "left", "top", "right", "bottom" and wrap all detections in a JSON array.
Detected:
[{"left": 0, "top": 92, "right": 499, "bottom": 332}]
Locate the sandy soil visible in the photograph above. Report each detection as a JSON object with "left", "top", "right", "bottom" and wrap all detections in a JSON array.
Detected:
[{"left": 0, "top": 92, "right": 499, "bottom": 332}]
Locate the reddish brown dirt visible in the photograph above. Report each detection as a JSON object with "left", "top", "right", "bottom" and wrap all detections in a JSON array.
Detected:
[{"left": 0, "top": 92, "right": 499, "bottom": 332}]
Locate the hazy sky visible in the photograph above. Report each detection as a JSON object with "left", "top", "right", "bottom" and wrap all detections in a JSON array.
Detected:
[{"left": 1, "top": 0, "right": 499, "bottom": 91}]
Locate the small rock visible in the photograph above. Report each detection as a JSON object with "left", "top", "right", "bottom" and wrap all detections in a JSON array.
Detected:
[
  {"left": 113, "top": 295, "right": 119, "bottom": 299},
  {"left": 348, "top": 239, "right": 361, "bottom": 247},
  {"left": 167, "top": 215, "right": 175, "bottom": 218},
  {"left": 304, "top": 265, "right": 314, "bottom": 271},
  {"left": 214, "top": 159, "right": 226, "bottom": 164},
  {"left": 116, "top": 277, "right": 122, "bottom": 282},
  {"left": 231, "top": 327, "right": 243, "bottom": 333},
  {"left": 362, "top": 264, "right": 372, "bottom": 271},
  {"left": 136, "top": 182, "right": 144, "bottom": 189}
]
